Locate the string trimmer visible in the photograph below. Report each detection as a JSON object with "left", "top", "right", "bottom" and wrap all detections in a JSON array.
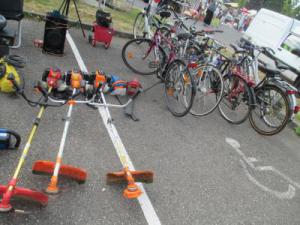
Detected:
[
  {"left": 32, "top": 69, "right": 87, "bottom": 193},
  {"left": 0, "top": 72, "right": 64, "bottom": 212},
  {"left": 88, "top": 70, "right": 154, "bottom": 199}
]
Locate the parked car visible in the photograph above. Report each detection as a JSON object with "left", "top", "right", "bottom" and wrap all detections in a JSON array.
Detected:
[{"left": 242, "top": 8, "right": 300, "bottom": 89}]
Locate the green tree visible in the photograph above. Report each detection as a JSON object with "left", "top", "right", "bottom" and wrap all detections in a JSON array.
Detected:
[
  {"left": 281, "top": 0, "right": 300, "bottom": 17},
  {"left": 246, "top": 0, "right": 284, "bottom": 11}
]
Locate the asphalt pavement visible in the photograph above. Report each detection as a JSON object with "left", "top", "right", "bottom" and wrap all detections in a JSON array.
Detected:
[{"left": 0, "top": 19, "right": 299, "bottom": 225}]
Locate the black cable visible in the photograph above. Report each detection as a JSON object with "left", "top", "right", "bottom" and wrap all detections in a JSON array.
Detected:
[{"left": 3, "top": 55, "right": 26, "bottom": 68}]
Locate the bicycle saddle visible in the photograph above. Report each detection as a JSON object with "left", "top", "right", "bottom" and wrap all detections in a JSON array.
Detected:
[
  {"left": 230, "top": 44, "right": 247, "bottom": 54},
  {"left": 0, "top": 15, "right": 7, "bottom": 31},
  {"left": 177, "top": 32, "right": 193, "bottom": 40},
  {"left": 258, "top": 63, "right": 281, "bottom": 76},
  {"left": 159, "top": 10, "right": 171, "bottom": 18}
]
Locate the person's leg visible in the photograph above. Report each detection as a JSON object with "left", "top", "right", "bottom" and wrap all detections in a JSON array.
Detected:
[
  {"left": 203, "top": 9, "right": 211, "bottom": 25},
  {"left": 206, "top": 10, "right": 213, "bottom": 25}
]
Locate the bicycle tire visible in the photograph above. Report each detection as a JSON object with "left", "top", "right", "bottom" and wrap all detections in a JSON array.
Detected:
[
  {"left": 218, "top": 74, "right": 253, "bottom": 124},
  {"left": 163, "top": 59, "right": 195, "bottom": 117},
  {"left": 133, "top": 12, "right": 147, "bottom": 39},
  {"left": 122, "top": 38, "right": 166, "bottom": 75},
  {"left": 190, "top": 65, "right": 224, "bottom": 116},
  {"left": 249, "top": 84, "right": 291, "bottom": 136}
]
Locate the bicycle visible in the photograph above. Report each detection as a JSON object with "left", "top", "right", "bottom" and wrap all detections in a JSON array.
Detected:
[
  {"left": 184, "top": 33, "right": 225, "bottom": 116},
  {"left": 238, "top": 40, "right": 299, "bottom": 121},
  {"left": 133, "top": 0, "right": 171, "bottom": 39},
  {"left": 216, "top": 44, "right": 291, "bottom": 135},
  {"left": 122, "top": 25, "right": 195, "bottom": 117}
]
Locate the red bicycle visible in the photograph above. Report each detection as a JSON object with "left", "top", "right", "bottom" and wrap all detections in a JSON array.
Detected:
[{"left": 121, "top": 26, "right": 195, "bottom": 117}]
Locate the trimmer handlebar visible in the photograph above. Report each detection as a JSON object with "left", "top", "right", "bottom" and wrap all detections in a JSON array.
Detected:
[{"left": 34, "top": 81, "right": 48, "bottom": 97}]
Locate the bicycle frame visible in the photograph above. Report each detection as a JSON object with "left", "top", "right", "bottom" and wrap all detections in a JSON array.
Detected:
[
  {"left": 144, "top": 29, "right": 177, "bottom": 78},
  {"left": 243, "top": 47, "right": 299, "bottom": 118}
]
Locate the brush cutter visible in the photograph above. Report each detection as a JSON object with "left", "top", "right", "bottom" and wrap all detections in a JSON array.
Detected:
[
  {"left": 0, "top": 75, "right": 52, "bottom": 212},
  {"left": 92, "top": 81, "right": 154, "bottom": 199},
  {"left": 32, "top": 70, "right": 87, "bottom": 194},
  {"left": 64, "top": 69, "right": 154, "bottom": 199}
]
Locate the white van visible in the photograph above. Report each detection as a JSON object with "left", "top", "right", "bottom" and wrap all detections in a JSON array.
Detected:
[{"left": 242, "top": 8, "right": 300, "bottom": 77}]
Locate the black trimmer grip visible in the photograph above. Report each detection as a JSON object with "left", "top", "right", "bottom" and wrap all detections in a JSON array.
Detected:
[{"left": 8, "top": 130, "right": 21, "bottom": 149}]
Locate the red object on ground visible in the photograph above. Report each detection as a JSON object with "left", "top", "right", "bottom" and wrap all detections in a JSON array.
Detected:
[
  {"left": 89, "top": 22, "right": 114, "bottom": 49},
  {"left": 0, "top": 183, "right": 48, "bottom": 212},
  {"left": 32, "top": 160, "right": 87, "bottom": 184},
  {"left": 34, "top": 39, "right": 43, "bottom": 48}
]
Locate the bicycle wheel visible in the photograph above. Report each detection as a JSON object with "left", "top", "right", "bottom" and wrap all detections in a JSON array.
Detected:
[
  {"left": 133, "top": 12, "right": 147, "bottom": 39},
  {"left": 218, "top": 74, "right": 253, "bottom": 124},
  {"left": 122, "top": 38, "right": 166, "bottom": 75},
  {"left": 249, "top": 84, "right": 291, "bottom": 136},
  {"left": 190, "top": 65, "right": 224, "bottom": 116},
  {"left": 163, "top": 59, "right": 195, "bottom": 117}
]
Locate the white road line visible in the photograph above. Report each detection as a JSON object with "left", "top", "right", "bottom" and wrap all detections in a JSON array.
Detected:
[
  {"left": 66, "top": 31, "right": 161, "bottom": 225},
  {"left": 225, "top": 137, "right": 300, "bottom": 200}
]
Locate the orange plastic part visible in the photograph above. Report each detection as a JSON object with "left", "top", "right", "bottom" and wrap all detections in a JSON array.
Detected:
[
  {"left": 46, "top": 176, "right": 59, "bottom": 194},
  {"left": 197, "top": 69, "right": 203, "bottom": 77},
  {"left": 94, "top": 70, "right": 106, "bottom": 88},
  {"left": 183, "top": 73, "right": 190, "bottom": 84},
  {"left": 71, "top": 70, "right": 83, "bottom": 89},
  {"left": 106, "top": 167, "right": 154, "bottom": 199},
  {"left": 68, "top": 100, "right": 76, "bottom": 105},
  {"left": 32, "top": 160, "right": 87, "bottom": 184},
  {"left": 167, "top": 87, "right": 175, "bottom": 96},
  {"left": 127, "top": 52, "right": 134, "bottom": 59}
]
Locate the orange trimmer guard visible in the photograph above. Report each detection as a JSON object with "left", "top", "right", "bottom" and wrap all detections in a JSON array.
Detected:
[
  {"left": 106, "top": 167, "right": 154, "bottom": 199},
  {"left": 32, "top": 160, "right": 87, "bottom": 184},
  {"left": 0, "top": 184, "right": 48, "bottom": 212}
]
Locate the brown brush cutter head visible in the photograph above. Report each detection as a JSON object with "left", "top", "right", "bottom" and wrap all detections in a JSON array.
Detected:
[
  {"left": 32, "top": 160, "right": 87, "bottom": 184},
  {"left": 106, "top": 167, "right": 154, "bottom": 199},
  {"left": 0, "top": 184, "right": 48, "bottom": 212}
]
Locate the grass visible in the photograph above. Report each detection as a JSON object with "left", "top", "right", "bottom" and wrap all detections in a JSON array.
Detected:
[
  {"left": 211, "top": 17, "right": 220, "bottom": 28},
  {"left": 24, "top": 0, "right": 141, "bottom": 32}
]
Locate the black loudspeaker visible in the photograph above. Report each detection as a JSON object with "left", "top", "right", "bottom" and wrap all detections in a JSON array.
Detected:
[
  {"left": 0, "top": 45, "right": 9, "bottom": 57},
  {"left": 43, "top": 12, "right": 68, "bottom": 56}
]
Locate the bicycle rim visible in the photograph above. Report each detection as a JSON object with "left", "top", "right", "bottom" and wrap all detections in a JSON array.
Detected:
[
  {"left": 218, "top": 74, "right": 252, "bottom": 124},
  {"left": 190, "top": 65, "right": 224, "bottom": 116},
  {"left": 249, "top": 85, "right": 291, "bottom": 135},
  {"left": 164, "top": 60, "right": 195, "bottom": 117}
]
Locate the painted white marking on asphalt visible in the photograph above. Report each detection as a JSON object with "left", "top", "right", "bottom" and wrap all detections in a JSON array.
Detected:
[
  {"left": 240, "top": 160, "right": 296, "bottom": 199},
  {"left": 66, "top": 31, "right": 161, "bottom": 225},
  {"left": 225, "top": 137, "right": 300, "bottom": 199}
]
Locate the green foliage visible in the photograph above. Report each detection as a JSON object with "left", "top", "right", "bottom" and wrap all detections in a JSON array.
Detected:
[
  {"left": 282, "top": 0, "right": 293, "bottom": 16},
  {"left": 238, "top": 0, "right": 248, "bottom": 7},
  {"left": 281, "top": 0, "right": 300, "bottom": 17},
  {"left": 246, "top": 0, "right": 300, "bottom": 18}
]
